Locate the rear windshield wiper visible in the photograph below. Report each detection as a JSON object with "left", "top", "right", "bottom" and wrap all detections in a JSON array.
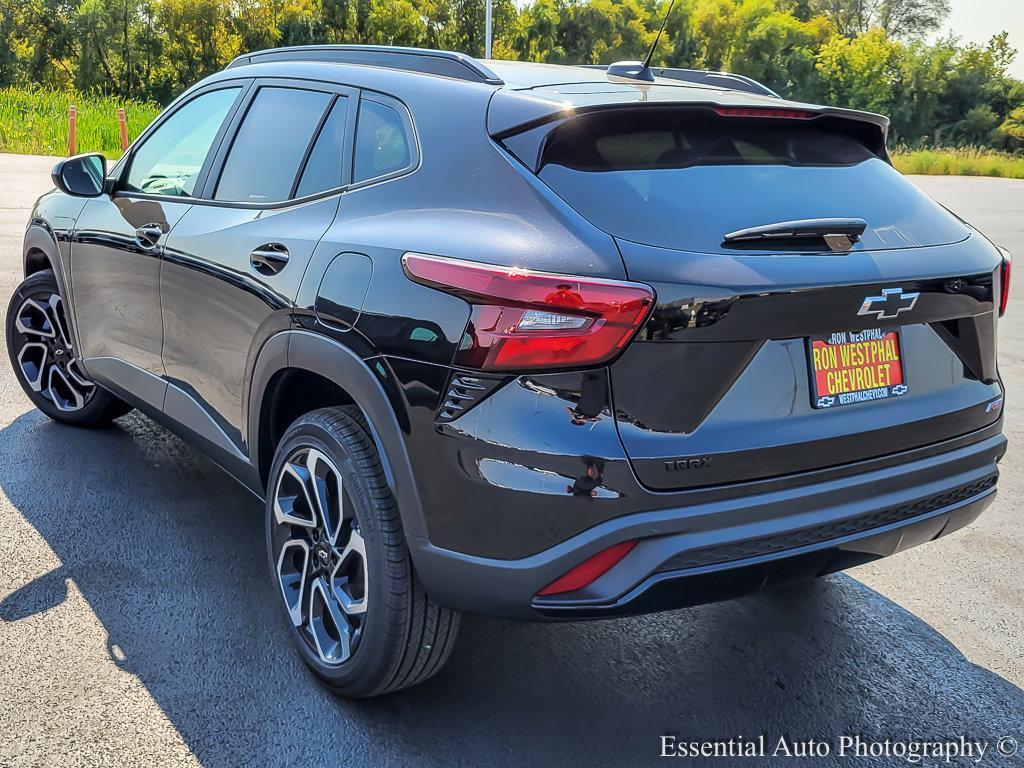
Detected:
[{"left": 723, "top": 218, "right": 867, "bottom": 252}]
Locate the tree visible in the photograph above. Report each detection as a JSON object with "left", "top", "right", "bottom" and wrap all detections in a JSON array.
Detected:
[
  {"left": 888, "top": 38, "right": 955, "bottom": 143},
  {"left": 511, "top": 0, "right": 558, "bottom": 61},
  {"left": 151, "top": 0, "right": 241, "bottom": 97},
  {"left": 956, "top": 105, "right": 999, "bottom": 143},
  {"left": 936, "top": 33, "right": 1020, "bottom": 143},
  {"left": 997, "top": 106, "right": 1024, "bottom": 149},
  {"left": 0, "top": 4, "right": 17, "bottom": 86},
  {"left": 815, "top": 28, "right": 903, "bottom": 114},
  {"left": 554, "top": 0, "right": 654, "bottom": 65},
  {"left": 810, "top": 0, "right": 949, "bottom": 40},
  {"left": 366, "top": 0, "right": 427, "bottom": 45},
  {"left": 689, "top": 0, "right": 831, "bottom": 98}
]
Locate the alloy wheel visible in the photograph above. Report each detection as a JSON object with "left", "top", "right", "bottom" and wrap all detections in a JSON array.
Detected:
[
  {"left": 271, "top": 447, "right": 368, "bottom": 666},
  {"left": 12, "top": 291, "right": 96, "bottom": 412}
]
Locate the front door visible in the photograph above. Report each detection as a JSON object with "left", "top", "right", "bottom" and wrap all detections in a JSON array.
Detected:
[{"left": 71, "top": 85, "right": 244, "bottom": 407}]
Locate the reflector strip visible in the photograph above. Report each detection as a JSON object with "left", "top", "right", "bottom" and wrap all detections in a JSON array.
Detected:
[{"left": 536, "top": 540, "right": 638, "bottom": 596}]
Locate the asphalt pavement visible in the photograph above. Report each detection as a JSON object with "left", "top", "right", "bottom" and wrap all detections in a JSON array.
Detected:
[{"left": 0, "top": 153, "right": 1022, "bottom": 767}]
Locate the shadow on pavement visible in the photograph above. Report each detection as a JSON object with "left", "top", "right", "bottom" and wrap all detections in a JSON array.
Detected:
[{"left": 1, "top": 410, "right": 1022, "bottom": 767}]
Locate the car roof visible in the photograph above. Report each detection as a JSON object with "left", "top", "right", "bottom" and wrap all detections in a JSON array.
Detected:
[
  {"left": 224, "top": 45, "right": 770, "bottom": 100},
  {"left": 484, "top": 59, "right": 729, "bottom": 94},
  {"left": 210, "top": 46, "right": 888, "bottom": 138},
  {"left": 217, "top": 54, "right": 793, "bottom": 109}
]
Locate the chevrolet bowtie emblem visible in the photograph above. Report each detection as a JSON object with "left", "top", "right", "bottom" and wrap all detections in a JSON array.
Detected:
[{"left": 857, "top": 288, "right": 919, "bottom": 320}]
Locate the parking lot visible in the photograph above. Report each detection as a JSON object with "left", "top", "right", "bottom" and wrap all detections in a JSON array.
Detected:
[{"left": 1, "top": 153, "right": 1022, "bottom": 767}]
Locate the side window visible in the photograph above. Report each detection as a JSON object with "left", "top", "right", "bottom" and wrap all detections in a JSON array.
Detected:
[
  {"left": 215, "top": 87, "right": 332, "bottom": 203},
  {"left": 124, "top": 87, "right": 241, "bottom": 197},
  {"left": 354, "top": 99, "right": 413, "bottom": 183},
  {"left": 295, "top": 96, "right": 349, "bottom": 198}
]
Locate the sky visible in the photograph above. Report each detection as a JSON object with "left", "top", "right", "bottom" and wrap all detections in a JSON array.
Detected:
[{"left": 941, "top": 0, "right": 1024, "bottom": 77}]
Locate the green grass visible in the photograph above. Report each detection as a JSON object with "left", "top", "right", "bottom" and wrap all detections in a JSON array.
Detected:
[
  {"left": 0, "top": 87, "right": 162, "bottom": 159},
  {"left": 892, "top": 146, "right": 1024, "bottom": 179}
]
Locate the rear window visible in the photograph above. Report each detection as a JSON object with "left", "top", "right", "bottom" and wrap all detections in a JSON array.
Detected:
[
  {"left": 295, "top": 96, "right": 349, "bottom": 198},
  {"left": 216, "top": 87, "right": 331, "bottom": 203},
  {"left": 533, "top": 110, "right": 968, "bottom": 253}
]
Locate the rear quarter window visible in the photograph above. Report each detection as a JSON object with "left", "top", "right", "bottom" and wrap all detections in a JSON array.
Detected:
[{"left": 353, "top": 98, "right": 414, "bottom": 183}]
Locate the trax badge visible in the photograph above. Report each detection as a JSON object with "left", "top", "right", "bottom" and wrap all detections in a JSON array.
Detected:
[
  {"left": 665, "top": 457, "right": 711, "bottom": 471},
  {"left": 857, "top": 288, "right": 920, "bottom": 320}
]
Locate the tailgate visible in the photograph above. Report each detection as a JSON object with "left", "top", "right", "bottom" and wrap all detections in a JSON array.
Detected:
[
  {"left": 499, "top": 101, "right": 1005, "bottom": 490},
  {"left": 610, "top": 238, "right": 1004, "bottom": 490}
]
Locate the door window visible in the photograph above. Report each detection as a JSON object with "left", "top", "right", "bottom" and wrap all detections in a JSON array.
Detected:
[
  {"left": 215, "top": 87, "right": 332, "bottom": 203},
  {"left": 294, "top": 96, "right": 350, "bottom": 198},
  {"left": 124, "top": 87, "right": 241, "bottom": 198}
]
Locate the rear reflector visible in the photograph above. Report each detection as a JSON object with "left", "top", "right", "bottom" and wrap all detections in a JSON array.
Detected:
[
  {"left": 536, "top": 540, "right": 638, "bottom": 596},
  {"left": 402, "top": 253, "right": 654, "bottom": 371},
  {"left": 1000, "top": 249, "right": 1012, "bottom": 317},
  {"left": 713, "top": 107, "right": 815, "bottom": 120}
]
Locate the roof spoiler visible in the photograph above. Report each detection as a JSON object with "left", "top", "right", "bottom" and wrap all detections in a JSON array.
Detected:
[{"left": 491, "top": 102, "right": 892, "bottom": 172}]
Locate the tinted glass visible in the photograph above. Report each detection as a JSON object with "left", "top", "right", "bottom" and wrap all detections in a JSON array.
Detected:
[
  {"left": 536, "top": 110, "right": 969, "bottom": 253},
  {"left": 354, "top": 100, "right": 411, "bottom": 182},
  {"left": 125, "top": 87, "right": 240, "bottom": 197},
  {"left": 295, "top": 96, "right": 349, "bottom": 198},
  {"left": 216, "top": 87, "right": 331, "bottom": 203}
]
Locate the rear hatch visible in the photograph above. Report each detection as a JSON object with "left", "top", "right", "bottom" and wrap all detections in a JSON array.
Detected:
[{"left": 496, "top": 98, "right": 1005, "bottom": 490}]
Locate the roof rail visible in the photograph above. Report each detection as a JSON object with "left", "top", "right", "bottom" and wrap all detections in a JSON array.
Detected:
[
  {"left": 583, "top": 64, "right": 779, "bottom": 98},
  {"left": 227, "top": 45, "right": 504, "bottom": 86}
]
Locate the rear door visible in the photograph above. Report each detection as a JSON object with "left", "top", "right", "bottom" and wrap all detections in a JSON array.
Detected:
[
  {"left": 516, "top": 106, "right": 1005, "bottom": 489},
  {"left": 159, "top": 80, "right": 355, "bottom": 460}
]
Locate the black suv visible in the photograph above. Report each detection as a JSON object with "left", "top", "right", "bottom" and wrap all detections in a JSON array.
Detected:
[{"left": 7, "top": 46, "right": 1010, "bottom": 697}]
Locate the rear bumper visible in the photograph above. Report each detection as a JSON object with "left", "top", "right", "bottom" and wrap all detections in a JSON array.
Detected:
[{"left": 409, "top": 433, "right": 1004, "bottom": 621}]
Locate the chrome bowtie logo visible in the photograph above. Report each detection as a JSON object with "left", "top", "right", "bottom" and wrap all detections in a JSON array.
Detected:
[{"left": 857, "top": 288, "right": 919, "bottom": 320}]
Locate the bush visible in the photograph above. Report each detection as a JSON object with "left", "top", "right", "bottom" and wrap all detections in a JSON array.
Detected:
[{"left": 891, "top": 146, "right": 1024, "bottom": 179}]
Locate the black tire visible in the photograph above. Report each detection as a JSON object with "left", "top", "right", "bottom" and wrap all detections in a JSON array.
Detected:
[
  {"left": 6, "top": 269, "right": 132, "bottom": 427},
  {"left": 266, "top": 406, "right": 460, "bottom": 697}
]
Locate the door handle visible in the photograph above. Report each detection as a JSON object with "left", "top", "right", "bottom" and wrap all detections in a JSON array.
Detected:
[
  {"left": 135, "top": 224, "right": 164, "bottom": 249},
  {"left": 250, "top": 243, "right": 290, "bottom": 276}
]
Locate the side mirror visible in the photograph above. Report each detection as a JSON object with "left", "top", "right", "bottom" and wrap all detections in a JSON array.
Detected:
[{"left": 51, "top": 153, "right": 107, "bottom": 198}]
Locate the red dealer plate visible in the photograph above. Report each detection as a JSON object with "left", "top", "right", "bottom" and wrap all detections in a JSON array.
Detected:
[{"left": 808, "top": 328, "right": 908, "bottom": 409}]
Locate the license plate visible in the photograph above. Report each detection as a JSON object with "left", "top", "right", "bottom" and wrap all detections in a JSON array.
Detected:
[{"left": 808, "top": 328, "right": 908, "bottom": 409}]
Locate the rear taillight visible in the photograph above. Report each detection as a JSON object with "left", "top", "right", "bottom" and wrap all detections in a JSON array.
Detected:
[
  {"left": 402, "top": 253, "right": 654, "bottom": 371},
  {"left": 999, "top": 248, "right": 1012, "bottom": 317},
  {"left": 536, "top": 540, "right": 638, "bottom": 596}
]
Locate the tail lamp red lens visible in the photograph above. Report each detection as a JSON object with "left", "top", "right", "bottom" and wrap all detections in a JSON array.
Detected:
[
  {"left": 999, "top": 249, "right": 1012, "bottom": 317},
  {"left": 401, "top": 253, "right": 654, "bottom": 371},
  {"left": 536, "top": 540, "right": 638, "bottom": 596}
]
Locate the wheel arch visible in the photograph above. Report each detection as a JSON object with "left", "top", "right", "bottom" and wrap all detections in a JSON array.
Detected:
[
  {"left": 21, "top": 222, "right": 89, "bottom": 359},
  {"left": 24, "top": 224, "right": 61, "bottom": 278},
  {"left": 247, "top": 330, "right": 427, "bottom": 539}
]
